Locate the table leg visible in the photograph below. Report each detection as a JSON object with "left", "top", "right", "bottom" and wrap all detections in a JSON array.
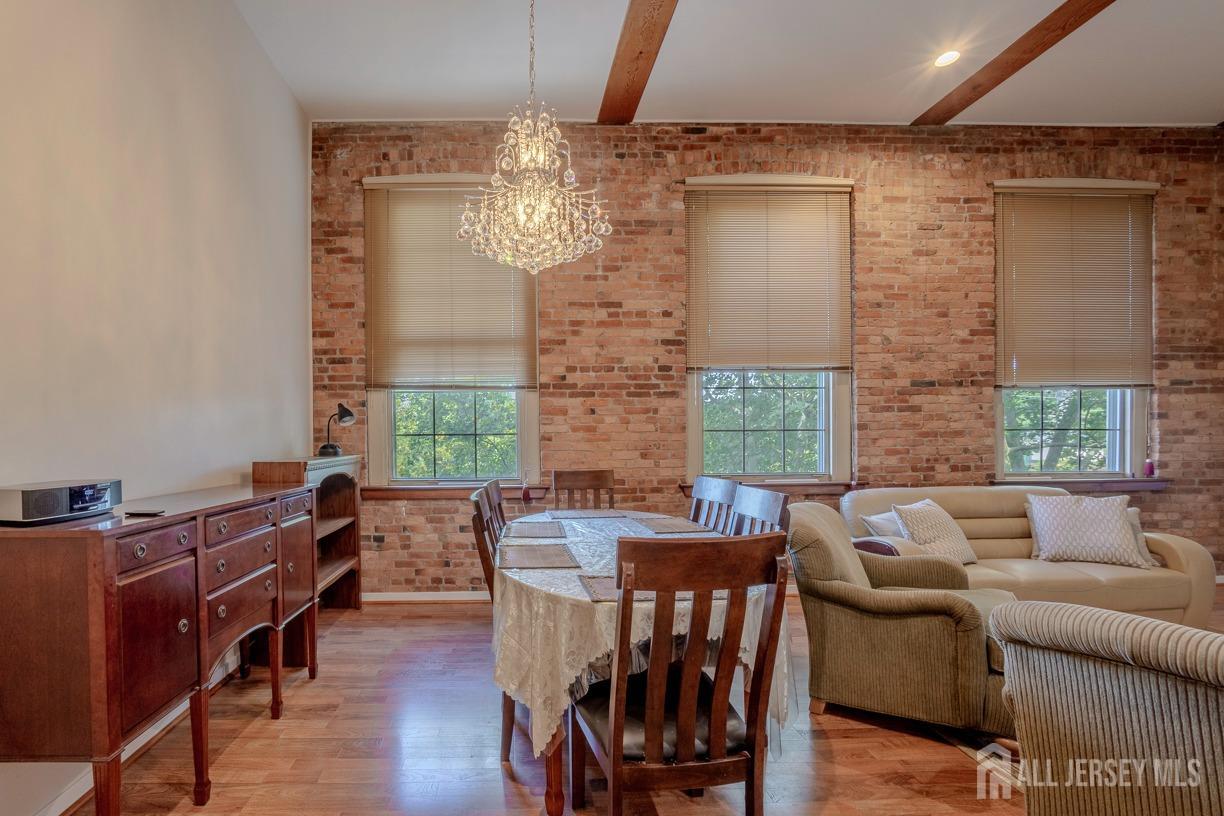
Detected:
[
  {"left": 269, "top": 627, "right": 284, "bottom": 719},
  {"left": 307, "top": 602, "right": 319, "bottom": 680},
  {"left": 91, "top": 756, "right": 121, "bottom": 815},
  {"left": 190, "top": 688, "right": 212, "bottom": 805},
  {"left": 544, "top": 722, "right": 566, "bottom": 816}
]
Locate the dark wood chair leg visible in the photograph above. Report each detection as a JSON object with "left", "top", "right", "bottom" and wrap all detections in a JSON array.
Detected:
[
  {"left": 268, "top": 628, "right": 283, "bottom": 719},
  {"left": 745, "top": 755, "right": 765, "bottom": 816},
  {"left": 569, "top": 707, "right": 586, "bottom": 807},
  {"left": 91, "top": 756, "right": 122, "bottom": 816},
  {"left": 306, "top": 602, "right": 319, "bottom": 680},
  {"left": 189, "top": 689, "right": 211, "bottom": 805},
  {"left": 238, "top": 635, "right": 252, "bottom": 679},
  {"left": 500, "top": 693, "right": 515, "bottom": 762}
]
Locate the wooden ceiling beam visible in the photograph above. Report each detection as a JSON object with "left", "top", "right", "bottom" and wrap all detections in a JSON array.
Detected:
[
  {"left": 911, "top": 0, "right": 1117, "bottom": 126},
  {"left": 597, "top": 0, "right": 679, "bottom": 125}
]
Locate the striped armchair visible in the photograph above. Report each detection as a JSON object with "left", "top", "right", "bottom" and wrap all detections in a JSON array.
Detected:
[{"left": 992, "top": 601, "right": 1224, "bottom": 815}]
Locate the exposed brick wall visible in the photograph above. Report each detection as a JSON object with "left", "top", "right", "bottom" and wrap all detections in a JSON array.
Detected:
[{"left": 311, "top": 123, "right": 1223, "bottom": 593}]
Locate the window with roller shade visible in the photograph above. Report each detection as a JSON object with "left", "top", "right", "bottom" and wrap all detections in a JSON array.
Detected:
[
  {"left": 994, "top": 183, "right": 1155, "bottom": 477},
  {"left": 684, "top": 182, "right": 853, "bottom": 480},
  {"left": 364, "top": 182, "right": 539, "bottom": 483}
]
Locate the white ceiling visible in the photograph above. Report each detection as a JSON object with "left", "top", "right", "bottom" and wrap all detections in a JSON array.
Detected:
[{"left": 234, "top": 0, "right": 1224, "bottom": 125}]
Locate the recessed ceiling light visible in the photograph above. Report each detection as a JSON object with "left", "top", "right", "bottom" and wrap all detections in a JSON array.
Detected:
[{"left": 934, "top": 50, "right": 961, "bottom": 67}]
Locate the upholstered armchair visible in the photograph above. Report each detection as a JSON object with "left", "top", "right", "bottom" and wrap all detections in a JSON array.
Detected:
[
  {"left": 787, "top": 503, "right": 1017, "bottom": 737},
  {"left": 993, "top": 601, "right": 1224, "bottom": 816}
]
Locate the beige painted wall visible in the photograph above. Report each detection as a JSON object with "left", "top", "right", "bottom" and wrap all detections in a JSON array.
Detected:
[{"left": 0, "top": 1, "right": 310, "bottom": 813}]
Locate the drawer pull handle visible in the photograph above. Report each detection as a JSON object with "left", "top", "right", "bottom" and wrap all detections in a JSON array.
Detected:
[
  {"left": 264, "top": 540, "right": 273, "bottom": 553},
  {"left": 287, "top": 562, "right": 295, "bottom": 574},
  {"left": 178, "top": 618, "right": 190, "bottom": 634},
  {"left": 265, "top": 508, "right": 274, "bottom": 521},
  {"left": 218, "top": 521, "right": 229, "bottom": 535},
  {"left": 216, "top": 559, "right": 227, "bottom": 574},
  {"left": 178, "top": 531, "right": 189, "bottom": 545},
  {"left": 265, "top": 579, "right": 274, "bottom": 592},
  {"left": 216, "top": 604, "right": 227, "bottom": 619},
  {"left": 133, "top": 542, "right": 148, "bottom": 559}
]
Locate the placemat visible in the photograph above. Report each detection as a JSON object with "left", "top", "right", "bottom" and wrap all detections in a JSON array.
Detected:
[
  {"left": 505, "top": 520, "right": 566, "bottom": 538},
  {"left": 498, "top": 544, "right": 579, "bottom": 569},
  {"left": 578, "top": 575, "right": 728, "bottom": 603},
  {"left": 547, "top": 508, "right": 624, "bottom": 519},
  {"left": 634, "top": 517, "right": 712, "bottom": 534}
]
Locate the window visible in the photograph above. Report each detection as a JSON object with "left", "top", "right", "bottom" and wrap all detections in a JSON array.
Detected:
[
  {"left": 364, "top": 177, "right": 539, "bottom": 484},
  {"left": 993, "top": 180, "right": 1155, "bottom": 478},
  {"left": 684, "top": 177, "right": 853, "bottom": 480}
]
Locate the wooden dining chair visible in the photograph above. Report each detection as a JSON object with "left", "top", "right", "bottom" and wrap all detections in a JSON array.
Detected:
[
  {"left": 552, "top": 469, "right": 615, "bottom": 509},
  {"left": 688, "top": 475, "right": 740, "bottom": 534},
  {"left": 728, "top": 485, "right": 789, "bottom": 534},
  {"left": 569, "top": 532, "right": 789, "bottom": 815},
  {"left": 484, "top": 478, "right": 508, "bottom": 536},
  {"left": 470, "top": 486, "right": 517, "bottom": 763}
]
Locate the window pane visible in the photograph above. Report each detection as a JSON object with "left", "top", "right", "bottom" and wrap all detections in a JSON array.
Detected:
[
  {"left": 703, "top": 370, "right": 741, "bottom": 389},
  {"left": 744, "top": 371, "right": 783, "bottom": 388},
  {"left": 703, "top": 431, "right": 743, "bottom": 475},
  {"left": 1041, "top": 430, "right": 1080, "bottom": 472},
  {"left": 784, "top": 431, "right": 822, "bottom": 474},
  {"left": 434, "top": 435, "right": 476, "bottom": 478},
  {"left": 1002, "top": 389, "right": 1041, "bottom": 430},
  {"left": 784, "top": 388, "right": 823, "bottom": 430},
  {"left": 395, "top": 435, "right": 434, "bottom": 479},
  {"left": 1079, "top": 445, "right": 1108, "bottom": 471},
  {"left": 1042, "top": 389, "right": 1079, "bottom": 429},
  {"left": 783, "top": 371, "right": 824, "bottom": 388},
  {"left": 394, "top": 391, "right": 434, "bottom": 435},
  {"left": 703, "top": 388, "right": 743, "bottom": 430},
  {"left": 1080, "top": 389, "right": 1110, "bottom": 429},
  {"left": 1003, "top": 431, "right": 1041, "bottom": 473},
  {"left": 743, "top": 388, "right": 782, "bottom": 430},
  {"left": 477, "top": 434, "right": 517, "bottom": 478},
  {"left": 434, "top": 392, "right": 475, "bottom": 434},
  {"left": 477, "top": 391, "right": 517, "bottom": 434},
  {"left": 745, "top": 431, "right": 783, "bottom": 474}
]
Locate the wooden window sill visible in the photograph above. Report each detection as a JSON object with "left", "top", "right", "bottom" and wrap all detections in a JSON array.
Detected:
[
  {"left": 361, "top": 484, "right": 551, "bottom": 501},
  {"left": 990, "top": 478, "right": 1171, "bottom": 493},
  {"left": 678, "top": 481, "right": 863, "bottom": 499}
]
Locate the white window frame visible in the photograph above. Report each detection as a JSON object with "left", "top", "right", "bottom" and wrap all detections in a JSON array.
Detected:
[
  {"left": 994, "top": 387, "right": 1149, "bottom": 479},
  {"left": 367, "top": 388, "right": 540, "bottom": 486},
  {"left": 686, "top": 370, "right": 852, "bottom": 483}
]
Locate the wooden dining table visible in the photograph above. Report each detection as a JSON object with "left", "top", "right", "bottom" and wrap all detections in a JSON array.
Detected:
[{"left": 491, "top": 508, "right": 795, "bottom": 816}]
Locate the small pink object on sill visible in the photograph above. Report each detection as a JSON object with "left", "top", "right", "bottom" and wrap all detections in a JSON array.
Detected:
[{"left": 1143, "top": 459, "right": 1156, "bottom": 478}]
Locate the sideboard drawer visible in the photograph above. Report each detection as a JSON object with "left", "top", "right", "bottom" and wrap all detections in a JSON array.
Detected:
[
  {"left": 280, "top": 492, "right": 312, "bottom": 519},
  {"left": 117, "top": 521, "right": 196, "bottom": 573},
  {"left": 207, "top": 563, "right": 277, "bottom": 640},
  {"left": 205, "top": 501, "right": 277, "bottom": 547},
  {"left": 204, "top": 526, "right": 276, "bottom": 592}
]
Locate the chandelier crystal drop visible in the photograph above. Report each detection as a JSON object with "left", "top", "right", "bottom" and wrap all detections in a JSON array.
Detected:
[{"left": 458, "top": 0, "right": 611, "bottom": 275}]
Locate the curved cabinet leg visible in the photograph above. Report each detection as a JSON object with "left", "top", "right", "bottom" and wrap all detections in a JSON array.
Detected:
[
  {"left": 190, "top": 689, "right": 212, "bottom": 805},
  {"left": 238, "top": 636, "right": 252, "bottom": 679},
  {"left": 91, "top": 756, "right": 122, "bottom": 815},
  {"left": 269, "top": 627, "right": 284, "bottom": 719}
]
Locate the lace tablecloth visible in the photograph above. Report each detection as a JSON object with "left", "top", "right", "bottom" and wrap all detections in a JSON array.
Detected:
[{"left": 492, "top": 510, "right": 796, "bottom": 756}]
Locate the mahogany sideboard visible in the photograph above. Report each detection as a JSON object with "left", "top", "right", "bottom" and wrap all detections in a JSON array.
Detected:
[{"left": 0, "top": 483, "right": 319, "bottom": 815}]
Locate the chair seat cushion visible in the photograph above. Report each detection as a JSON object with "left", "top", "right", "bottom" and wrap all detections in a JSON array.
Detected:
[
  {"left": 574, "top": 669, "right": 747, "bottom": 761},
  {"left": 966, "top": 559, "right": 1191, "bottom": 613}
]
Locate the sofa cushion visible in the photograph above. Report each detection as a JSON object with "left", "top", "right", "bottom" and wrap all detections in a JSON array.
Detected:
[
  {"left": 841, "top": 485, "right": 1070, "bottom": 537},
  {"left": 1027, "top": 495, "right": 1150, "bottom": 569},
  {"left": 967, "top": 558, "right": 1191, "bottom": 614},
  {"left": 893, "top": 500, "right": 978, "bottom": 565}
]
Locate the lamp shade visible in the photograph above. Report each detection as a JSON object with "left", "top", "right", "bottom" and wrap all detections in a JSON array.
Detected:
[{"left": 336, "top": 403, "right": 356, "bottom": 426}]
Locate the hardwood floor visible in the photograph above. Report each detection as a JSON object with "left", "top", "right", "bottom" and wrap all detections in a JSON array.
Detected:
[{"left": 74, "top": 589, "right": 1224, "bottom": 815}]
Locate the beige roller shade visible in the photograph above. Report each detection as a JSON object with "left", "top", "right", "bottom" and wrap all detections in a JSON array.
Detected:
[
  {"left": 685, "top": 189, "right": 852, "bottom": 370},
  {"left": 365, "top": 187, "right": 537, "bottom": 389},
  {"left": 995, "top": 191, "right": 1154, "bottom": 388}
]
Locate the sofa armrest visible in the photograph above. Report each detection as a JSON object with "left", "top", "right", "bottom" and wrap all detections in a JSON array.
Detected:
[
  {"left": 852, "top": 535, "right": 926, "bottom": 556},
  {"left": 811, "top": 579, "right": 984, "bottom": 632},
  {"left": 1142, "top": 532, "right": 1218, "bottom": 628},
  {"left": 858, "top": 551, "right": 969, "bottom": 590}
]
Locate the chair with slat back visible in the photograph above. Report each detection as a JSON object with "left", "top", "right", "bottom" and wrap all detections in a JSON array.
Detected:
[
  {"left": 728, "top": 485, "right": 789, "bottom": 534},
  {"left": 552, "top": 469, "right": 615, "bottom": 509},
  {"left": 570, "top": 532, "right": 789, "bottom": 815},
  {"left": 484, "top": 479, "right": 508, "bottom": 536},
  {"left": 469, "top": 485, "right": 518, "bottom": 763},
  {"left": 688, "top": 475, "right": 740, "bottom": 534}
]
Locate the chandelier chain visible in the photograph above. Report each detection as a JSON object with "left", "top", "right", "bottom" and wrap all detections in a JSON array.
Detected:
[{"left": 527, "top": 0, "right": 536, "bottom": 104}]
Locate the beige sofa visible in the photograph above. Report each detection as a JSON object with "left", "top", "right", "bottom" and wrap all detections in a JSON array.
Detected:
[{"left": 839, "top": 485, "right": 1216, "bottom": 629}]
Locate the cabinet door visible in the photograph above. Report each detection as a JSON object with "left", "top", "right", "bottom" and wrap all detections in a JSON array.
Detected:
[
  {"left": 281, "top": 516, "right": 315, "bottom": 620},
  {"left": 118, "top": 556, "right": 198, "bottom": 734}
]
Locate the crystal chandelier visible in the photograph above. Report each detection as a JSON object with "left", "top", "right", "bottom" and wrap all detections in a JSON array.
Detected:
[{"left": 457, "top": 0, "right": 612, "bottom": 275}]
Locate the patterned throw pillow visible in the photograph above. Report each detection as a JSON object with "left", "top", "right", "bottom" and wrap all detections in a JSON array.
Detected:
[
  {"left": 861, "top": 510, "right": 905, "bottom": 538},
  {"left": 891, "top": 499, "right": 977, "bottom": 565},
  {"left": 1027, "top": 494, "right": 1150, "bottom": 569}
]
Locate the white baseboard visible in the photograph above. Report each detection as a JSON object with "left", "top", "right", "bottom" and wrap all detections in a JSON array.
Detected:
[{"left": 362, "top": 591, "right": 490, "bottom": 603}]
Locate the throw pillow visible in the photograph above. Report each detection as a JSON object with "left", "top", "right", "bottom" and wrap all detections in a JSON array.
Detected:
[
  {"left": 1025, "top": 499, "right": 1158, "bottom": 566},
  {"left": 891, "top": 499, "right": 977, "bottom": 565},
  {"left": 1027, "top": 494, "right": 1150, "bottom": 569},
  {"left": 861, "top": 510, "right": 905, "bottom": 538}
]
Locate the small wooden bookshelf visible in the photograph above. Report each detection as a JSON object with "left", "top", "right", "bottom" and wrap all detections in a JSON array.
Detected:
[{"left": 253, "top": 455, "right": 362, "bottom": 610}]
